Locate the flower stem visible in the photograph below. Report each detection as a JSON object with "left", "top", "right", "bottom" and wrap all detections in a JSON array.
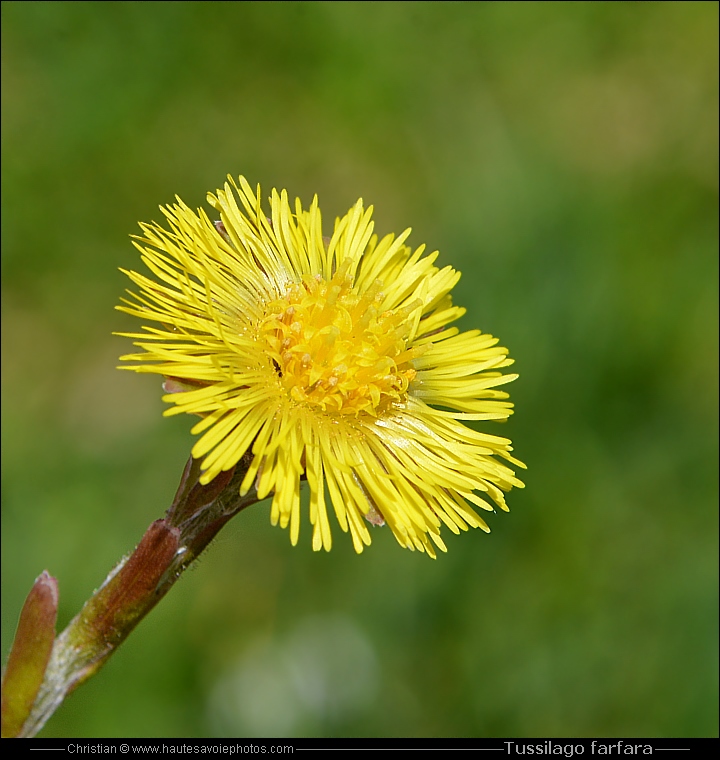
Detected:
[{"left": 4, "top": 455, "right": 257, "bottom": 738}]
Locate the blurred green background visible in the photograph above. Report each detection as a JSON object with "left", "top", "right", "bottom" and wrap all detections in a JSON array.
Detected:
[{"left": 2, "top": 0, "right": 717, "bottom": 739}]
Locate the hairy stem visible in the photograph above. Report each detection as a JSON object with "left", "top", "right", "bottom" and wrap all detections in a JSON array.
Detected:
[{"left": 10, "top": 455, "right": 257, "bottom": 738}]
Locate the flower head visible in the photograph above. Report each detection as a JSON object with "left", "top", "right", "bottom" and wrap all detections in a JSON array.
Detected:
[{"left": 117, "top": 176, "right": 524, "bottom": 557}]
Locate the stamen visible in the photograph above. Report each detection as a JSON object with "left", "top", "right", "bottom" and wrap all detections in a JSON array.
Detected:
[{"left": 259, "top": 261, "right": 422, "bottom": 417}]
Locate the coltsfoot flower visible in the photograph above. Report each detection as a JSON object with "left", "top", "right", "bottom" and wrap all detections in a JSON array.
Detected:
[{"left": 117, "top": 176, "right": 525, "bottom": 557}]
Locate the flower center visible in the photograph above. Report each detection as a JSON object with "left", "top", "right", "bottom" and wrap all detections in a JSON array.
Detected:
[{"left": 259, "top": 260, "right": 426, "bottom": 417}]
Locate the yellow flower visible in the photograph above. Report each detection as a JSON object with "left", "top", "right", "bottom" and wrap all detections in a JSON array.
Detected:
[{"left": 117, "top": 175, "right": 525, "bottom": 557}]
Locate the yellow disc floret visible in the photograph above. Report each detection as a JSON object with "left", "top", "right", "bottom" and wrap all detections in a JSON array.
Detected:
[{"left": 259, "top": 259, "right": 428, "bottom": 417}]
